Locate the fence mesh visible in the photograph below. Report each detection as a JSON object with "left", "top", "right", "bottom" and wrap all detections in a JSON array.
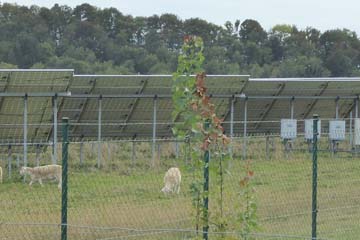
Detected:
[{"left": 1, "top": 121, "right": 360, "bottom": 239}]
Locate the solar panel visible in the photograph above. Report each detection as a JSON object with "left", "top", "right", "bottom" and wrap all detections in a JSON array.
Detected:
[{"left": 2, "top": 71, "right": 360, "bottom": 146}]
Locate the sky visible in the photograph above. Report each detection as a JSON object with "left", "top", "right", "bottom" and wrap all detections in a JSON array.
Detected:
[{"left": 3, "top": 0, "right": 360, "bottom": 34}]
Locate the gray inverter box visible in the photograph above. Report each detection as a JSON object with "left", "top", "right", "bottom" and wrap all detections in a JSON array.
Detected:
[
  {"left": 354, "top": 118, "right": 360, "bottom": 145},
  {"left": 281, "top": 119, "right": 297, "bottom": 140},
  {"left": 304, "top": 119, "right": 321, "bottom": 140},
  {"left": 329, "top": 120, "right": 346, "bottom": 141}
]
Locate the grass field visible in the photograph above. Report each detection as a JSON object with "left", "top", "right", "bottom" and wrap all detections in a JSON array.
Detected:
[{"left": 1, "top": 138, "right": 360, "bottom": 240}]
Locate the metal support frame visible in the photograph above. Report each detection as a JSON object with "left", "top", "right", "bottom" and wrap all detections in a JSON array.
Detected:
[
  {"left": 132, "top": 140, "right": 136, "bottom": 166},
  {"left": 53, "top": 95, "right": 58, "bottom": 164},
  {"left": 97, "top": 96, "right": 102, "bottom": 168},
  {"left": 229, "top": 97, "right": 235, "bottom": 159},
  {"left": 254, "top": 83, "right": 285, "bottom": 130},
  {"left": 290, "top": 97, "right": 295, "bottom": 119},
  {"left": 350, "top": 111, "right": 353, "bottom": 149},
  {"left": 72, "top": 78, "right": 97, "bottom": 134},
  {"left": 303, "top": 83, "right": 329, "bottom": 119},
  {"left": 23, "top": 95, "right": 28, "bottom": 171},
  {"left": 152, "top": 96, "right": 157, "bottom": 167},
  {"left": 36, "top": 144, "right": 41, "bottom": 167},
  {"left": 8, "top": 145, "right": 11, "bottom": 179},
  {"left": 119, "top": 79, "right": 148, "bottom": 134},
  {"left": 335, "top": 97, "right": 339, "bottom": 119},
  {"left": 243, "top": 97, "right": 248, "bottom": 160},
  {"left": 79, "top": 136, "right": 84, "bottom": 166}
]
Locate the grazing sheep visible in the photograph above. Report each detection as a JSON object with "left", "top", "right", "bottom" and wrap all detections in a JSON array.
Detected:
[
  {"left": 20, "top": 164, "right": 62, "bottom": 189},
  {"left": 161, "top": 167, "right": 181, "bottom": 195},
  {"left": 0, "top": 166, "right": 2, "bottom": 183}
]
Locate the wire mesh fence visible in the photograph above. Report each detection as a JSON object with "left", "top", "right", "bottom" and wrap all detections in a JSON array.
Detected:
[{"left": 1, "top": 120, "right": 360, "bottom": 239}]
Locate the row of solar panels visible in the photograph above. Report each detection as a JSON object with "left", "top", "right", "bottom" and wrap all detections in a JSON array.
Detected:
[{"left": 0, "top": 69, "right": 360, "bottom": 143}]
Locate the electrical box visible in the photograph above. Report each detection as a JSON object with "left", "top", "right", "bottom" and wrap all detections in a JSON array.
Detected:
[
  {"left": 354, "top": 118, "right": 360, "bottom": 145},
  {"left": 281, "top": 119, "right": 297, "bottom": 140},
  {"left": 329, "top": 120, "right": 346, "bottom": 141},
  {"left": 304, "top": 119, "right": 321, "bottom": 140}
]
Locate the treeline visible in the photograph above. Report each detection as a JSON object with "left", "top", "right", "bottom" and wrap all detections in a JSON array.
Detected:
[{"left": 0, "top": 3, "right": 360, "bottom": 77}]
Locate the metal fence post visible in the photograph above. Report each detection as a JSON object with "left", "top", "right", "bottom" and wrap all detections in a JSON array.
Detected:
[
  {"left": 36, "top": 144, "right": 41, "bottom": 167},
  {"left": 312, "top": 114, "right": 319, "bottom": 240},
  {"left": 350, "top": 110, "right": 353, "bottom": 150},
  {"left": 79, "top": 137, "right": 84, "bottom": 167},
  {"left": 53, "top": 95, "right": 58, "bottom": 164},
  {"left": 61, "top": 117, "right": 69, "bottom": 240},
  {"left": 97, "top": 96, "right": 102, "bottom": 168},
  {"left": 152, "top": 95, "right": 157, "bottom": 167},
  {"left": 23, "top": 94, "right": 28, "bottom": 182},
  {"left": 203, "top": 120, "right": 210, "bottom": 240},
  {"left": 8, "top": 145, "right": 11, "bottom": 179},
  {"left": 290, "top": 97, "right": 295, "bottom": 119},
  {"left": 229, "top": 97, "right": 234, "bottom": 160},
  {"left": 243, "top": 97, "right": 248, "bottom": 160}
]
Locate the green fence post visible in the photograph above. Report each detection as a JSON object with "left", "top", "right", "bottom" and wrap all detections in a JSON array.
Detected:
[
  {"left": 312, "top": 114, "right": 319, "bottom": 240},
  {"left": 203, "top": 120, "right": 210, "bottom": 240},
  {"left": 61, "top": 117, "right": 69, "bottom": 240}
]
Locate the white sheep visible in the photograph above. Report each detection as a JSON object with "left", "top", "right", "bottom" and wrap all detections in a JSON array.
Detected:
[
  {"left": 0, "top": 166, "right": 2, "bottom": 183},
  {"left": 161, "top": 167, "right": 181, "bottom": 195},
  {"left": 20, "top": 164, "right": 62, "bottom": 189}
]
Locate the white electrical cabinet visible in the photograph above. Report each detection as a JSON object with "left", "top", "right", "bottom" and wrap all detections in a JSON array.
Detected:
[
  {"left": 304, "top": 119, "right": 321, "bottom": 140},
  {"left": 329, "top": 120, "right": 346, "bottom": 141},
  {"left": 281, "top": 119, "right": 297, "bottom": 139},
  {"left": 354, "top": 118, "right": 360, "bottom": 145}
]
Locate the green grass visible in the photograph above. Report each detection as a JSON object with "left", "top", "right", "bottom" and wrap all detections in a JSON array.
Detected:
[{"left": 1, "top": 140, "right": 360, "bottom": 239}]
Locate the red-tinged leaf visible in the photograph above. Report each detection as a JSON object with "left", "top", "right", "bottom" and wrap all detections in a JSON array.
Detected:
[
  {"left": 201, "top": 137, "right": 211, "bottom": 150},
  {"left": 248, "top": 171, "right": 254, "bottom": 177},
  {"left": 218, "top": 125, "right": 224, "bottom": 133}
]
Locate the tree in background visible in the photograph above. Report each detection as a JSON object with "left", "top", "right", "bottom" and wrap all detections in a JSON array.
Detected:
[{"left": 0, "top": 3, "right": 359, "bottom": 77}]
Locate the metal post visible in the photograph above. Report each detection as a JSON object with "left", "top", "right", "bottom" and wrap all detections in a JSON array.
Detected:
[
  {"left": 355, "top": 98, "right": 359, "bottom": 154},
  {"left": 132, "top": 141, "right": 136, "bottom": 167},
  {"left": 36, "top": 144, "right": 41, "bottom": 167},
  {"left": 335, "top": 97, "right": 339, "bottom": 119},
  {"left": 350, "top": 111, "right": 353, "bottom": 150},
  {"left": 229, "top": 97, "right": 234, "bottom": 159},
  {"left": 23, "top": 94, "right": 28, "bottom": 179},
  {"left": 243, "top": 98, "right": 248, "bottom": 160},
  {"left": 53, "top": 95, "right": 58, "bottom": 164},
  {"left": 8, "top": 145, "right": 11, "bottom": 179},
  {"left": 97, "top": 96, "right": 102, "bottom": 168},
  {"left": 311, "top": 114, "right": 319, "bottom": 240},
  {"left": 290, "top": 97, "right": 295, "bottom": 119},
  {"left": 266, "top": 135, "right": 270, "bottom": 160},
  {"left": 61, "top": 117, "right": 69, "bottom": 240},
  {"left": 16, "top": 154, "right": 19, "bottom": 168},
  {"left": 203, "top": 120, "right": 210, "bottom": 240},
  {"left": 152, "top": 96, "right": 157, "bottom": 167},
  {"left": 79, "top": 140, "right": 84, "bottom": 167}
]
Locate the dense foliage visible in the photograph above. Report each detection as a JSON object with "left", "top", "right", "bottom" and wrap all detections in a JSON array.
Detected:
[{"left": 1, "top": 2, "right": 360, "bottom": 76}]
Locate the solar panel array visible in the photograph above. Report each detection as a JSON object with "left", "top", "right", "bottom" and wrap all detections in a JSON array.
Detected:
[{"left": 0, "top": 70, "right": 360, "bottom": 145}]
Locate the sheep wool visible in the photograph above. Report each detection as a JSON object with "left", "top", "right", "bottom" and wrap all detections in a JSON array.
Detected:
[
  {"left": 20, "top": 164, "right": 62, "bottom": 189},
  {"left": 161, "top": 167, "right": 181, "bottom": 195}
]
